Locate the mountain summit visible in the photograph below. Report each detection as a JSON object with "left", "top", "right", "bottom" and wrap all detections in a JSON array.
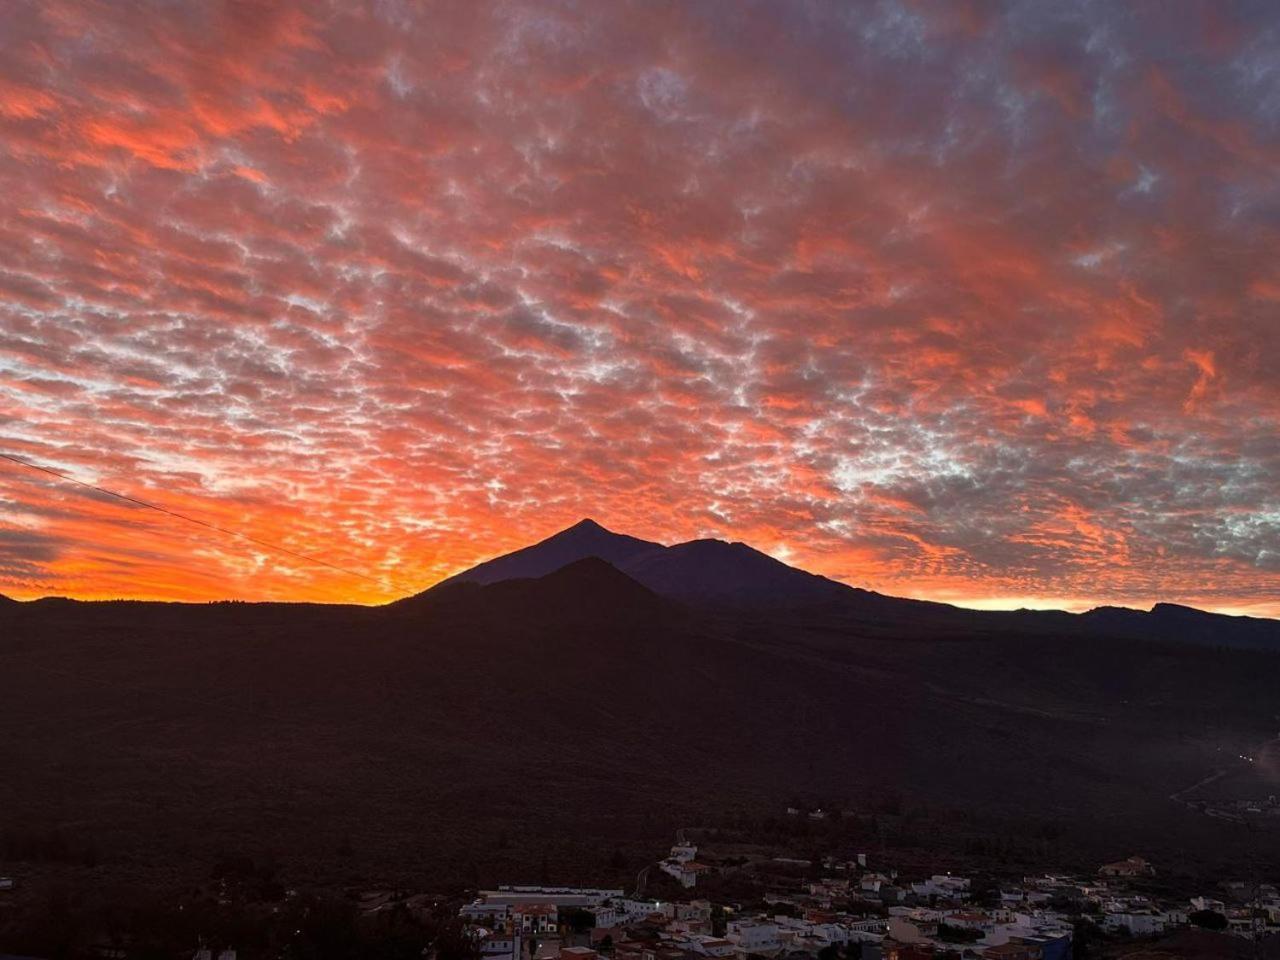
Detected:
[
  {"left": 441, "top": 518, "right": 663, "bottom": 586},
  {"left": 424, "top": 519, "right": 1280, "bottom": 646},
  {"left": 437, "top": 518, "right": 858, "bottom": 609}
]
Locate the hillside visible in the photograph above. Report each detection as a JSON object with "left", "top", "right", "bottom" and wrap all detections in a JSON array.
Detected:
[
  {"left": 438, "top": 520, "right": 1280, "bottom": 649},
  {"left": 617, "top": 538, "right": 857, "bottom": 607},
  {"left": 1, "top": 559, "right": 1278, "bottom": 892}
]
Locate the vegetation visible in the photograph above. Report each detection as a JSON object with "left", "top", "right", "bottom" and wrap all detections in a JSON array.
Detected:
[
  {"left": 1188, "top": 909, "right": 1228, "bottom": 931},
  {"left": 935, "top": 923, "right": 983, "bottom": 944},
  {"left": 0, "top": 881, "right": 478, "bottom": 960}
]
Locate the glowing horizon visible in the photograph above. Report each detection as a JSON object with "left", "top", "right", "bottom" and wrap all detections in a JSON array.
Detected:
[{"left": 1, "top": 2, "right": 1278, "bottom": 618}]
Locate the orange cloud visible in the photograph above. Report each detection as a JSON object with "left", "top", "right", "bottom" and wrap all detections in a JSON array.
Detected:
[{"left": 0, "top": 0, "right": 1276, "bottom": 618}]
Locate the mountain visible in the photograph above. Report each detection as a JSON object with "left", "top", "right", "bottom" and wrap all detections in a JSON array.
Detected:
[
  {"left": 617, "top": 538, "right": 858, "bottom": 607},
  {"left": 1081, "top": 602, "right": 1280, "bottom": 651},
  {"left": 438, "top": 518, "right": 868, "bottom": 611},
  {"left": 442, "top": 518, "right": 663, "bottom": 585},
  {"left": 2, "top": 556, "right": 1278, "bottom": 896},
  {"left": 436, "top": 519, "right": 1279, "bottom": 647},
  {"left": 396, "top": 555, "right": 666, "bottom": 622}
]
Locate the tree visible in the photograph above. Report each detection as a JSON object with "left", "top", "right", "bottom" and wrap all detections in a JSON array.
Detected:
[
  {"left": 562, "top": 908, "right": 596, "bottom": 933},
  {"left": 936, "top": 923, "right": 982, "bottom": 944},
  {"left": 711, "top": 904, "right": 727, "bottom": 937},
  {"left": 1189, "top": 910, "right": 1228, "bottom": 931}
]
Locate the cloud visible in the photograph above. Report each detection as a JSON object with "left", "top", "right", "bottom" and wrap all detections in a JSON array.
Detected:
[{"left": 0, "top": 0, "right": 1277, "bottom": 614}]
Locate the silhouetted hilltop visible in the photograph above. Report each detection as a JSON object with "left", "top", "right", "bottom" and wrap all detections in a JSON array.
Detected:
[
  {"left": 1081, "top": 601, "right": 1280, "bottom": 651},
  {"left": 398, "top": 555, "right": 667, "bottom": 624},
  {"left": 2, "top": 538, "right": 1279, "bottom": 891},
  {"left": 618, "top": 538, "right": 857, "bottom": 608},
  {"left": 442, "top": 518, "right": 663, "bottom": 585},
  {"left": 430, "top": 519, "right": 1278, "bottom": 649},
  {"left": 436, "top": 519, "right": 879, "bottom": 612}
]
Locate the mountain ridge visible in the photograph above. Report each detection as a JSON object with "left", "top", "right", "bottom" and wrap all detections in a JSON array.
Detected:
[
  {"left": 438, "top": 517, "right": 665, "bottom": 587},
  {"left": 424, "top": 518, "right": 1279, "bottom": 647},
  {"left": 3, "top": 549, "right": 1278, "bottom": 888}
]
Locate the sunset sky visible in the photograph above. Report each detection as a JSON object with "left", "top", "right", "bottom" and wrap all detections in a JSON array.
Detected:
[{"left": 1, "top": 1, "right": 1278, "bottom": 615}]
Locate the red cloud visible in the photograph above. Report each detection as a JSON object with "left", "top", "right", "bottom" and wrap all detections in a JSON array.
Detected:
[{"left": 0, "top": 0, "right": 1276, "bottom": 616}]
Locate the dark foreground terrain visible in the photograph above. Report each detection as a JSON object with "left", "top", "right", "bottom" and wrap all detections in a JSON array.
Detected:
[{"left": 2, "top": 522, "right": 1279, "bottom": 907}]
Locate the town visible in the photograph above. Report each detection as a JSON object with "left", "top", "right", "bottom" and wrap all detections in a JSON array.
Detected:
[{"left": 449, "top": 841, "right": 1279, "bottom": 960}]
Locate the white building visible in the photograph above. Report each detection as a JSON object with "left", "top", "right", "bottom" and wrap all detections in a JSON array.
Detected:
[
  {"left": 480, "top": 933, "right": 521, "bottom": 960},
  {"left": 911, "top": 876, "right": 972, "bottom": 900},
  {"left": 1104, "top": 912, "right": 1166, "bottom": 937},
  {"left": 726, "top": 920, "right": 781, "bottom": 956}
]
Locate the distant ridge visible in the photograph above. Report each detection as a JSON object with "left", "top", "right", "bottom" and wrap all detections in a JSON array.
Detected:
[
  {"left": 397, "top": 555, "right": 664, "bottom": 620},
  {"left": 431, "top": 518, "right": 864, "bottom": 610},
  {"left": 5, "top": 520, "right": 1280, "bottom": 883},
  {"left": 1080, "top": 601, "right": 1280, "bottom": 650},
  {"left": 618, "top": 537, "right": 858, "bottom": 607},
  {"left": 425, "top": 518, "right": 1280, "bottom": 648}
]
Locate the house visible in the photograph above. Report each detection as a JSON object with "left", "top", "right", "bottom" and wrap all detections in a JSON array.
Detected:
[
  {"left": 668, "top": 901, "right": 713, "bottom": 923},
  {"left": 943, "top": 911, "right": 992, "bottom": 933},
  {"left": 726, "top": 920, "right": 781, "bottom": 956},
  {"left": 481, "top": 888, "right": 624, "bottom": 910},
  {"left": 1103, "top": 912, "right": 1165, "bottom": 937},
  {"left": 462, "top": 901, "right": 513, "bottom": 924},
  {"left": 1098, "top": 857, "right": 1154, "bottom": 878},
  {"left": 1190, "top": 897, "right": 1226, "bottom": 915},
  {"left": 616, "top": 899, "right": 666, "bottom": 922},
  {"left": 559, "top": 948, "right": 599, "bottom": 960},
  {"left": 1018, "top": 935, "right": 1070, "bottom": 960},
  {"left": 846, "top": 919, "right": 889, "bottom": 937},
  {"left": 670, "top": 843, "right": 698, "bottom": 863},
  {"left": 862, "top": 873, "right": 892, "bottom": 894},
  {"left": 911, "top": 876, "right": 971, "bottom": 901},
  {"left": 659, "top": 858, "right": 711, "bottom": 890},
  {"left": 513, "top": 904, "right": 560, "bottom": 934},
  {"left": 886, "top": 916, "right": 937, "bottom": 944},
  {"left": 687, "top": 937, "right": 735, "bottom": 957},
  {"left": 584, "top": 904, "right": 620, "bottom": 929},
  {"left": 981, "top": 941, "right": 1044, "bottom": 960},
  {"left": 481, "top": 934, "right": 521, "bottom": 960}
]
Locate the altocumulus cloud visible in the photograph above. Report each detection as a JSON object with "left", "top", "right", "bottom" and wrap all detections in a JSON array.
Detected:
[{"left": 0, "top": 0, "right": 1278, "bottom": 614}]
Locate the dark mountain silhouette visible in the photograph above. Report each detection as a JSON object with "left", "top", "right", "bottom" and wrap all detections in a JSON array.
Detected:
[
  {"left": 1, "top": 521, "right": 1278, "bottom": 894},
  {"left": 618, "top": 538, "right": 857, "bottom": 607},
  {"left": 397, "top": 555, "right": 666, "bottom": 623},
  {"left": 1080, "top": 602, "right": 1280, "bottom": 651},
  {"left": 440, "top": 518, "right": 876, "bottom": 611},
  {"left": 436, "top": 519, "right": 1279, "bottom": 647},
  {"left": 442, "top": 518, "right": 663, "bottom": 585}
]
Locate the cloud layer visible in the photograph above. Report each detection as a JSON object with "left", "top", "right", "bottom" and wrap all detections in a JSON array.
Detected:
[{"left": 1, "top": 0, "right": 1278, "bottom": 613}]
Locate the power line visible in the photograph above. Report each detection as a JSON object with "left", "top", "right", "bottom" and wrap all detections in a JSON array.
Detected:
[{"left": 0, "top": 451, "right": 411, "bottom": 595}]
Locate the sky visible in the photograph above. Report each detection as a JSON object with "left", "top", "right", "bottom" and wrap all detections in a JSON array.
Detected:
[{"left": 1, "top": 0, "right": 1279, "bottom": 615}]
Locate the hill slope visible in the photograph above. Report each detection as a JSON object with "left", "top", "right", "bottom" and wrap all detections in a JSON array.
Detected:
[
  {"left": 435, "top": 521, "right": 1279, "bottom": 649},
  {"left": 1, "top": 562, "right": 1278, "bottom": 891},
  {"left": 617, "top": 538, "right": 859, "bottom": 607},
  {"left": 442, "top": 518, "right": 663, "bottom": 585}
]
